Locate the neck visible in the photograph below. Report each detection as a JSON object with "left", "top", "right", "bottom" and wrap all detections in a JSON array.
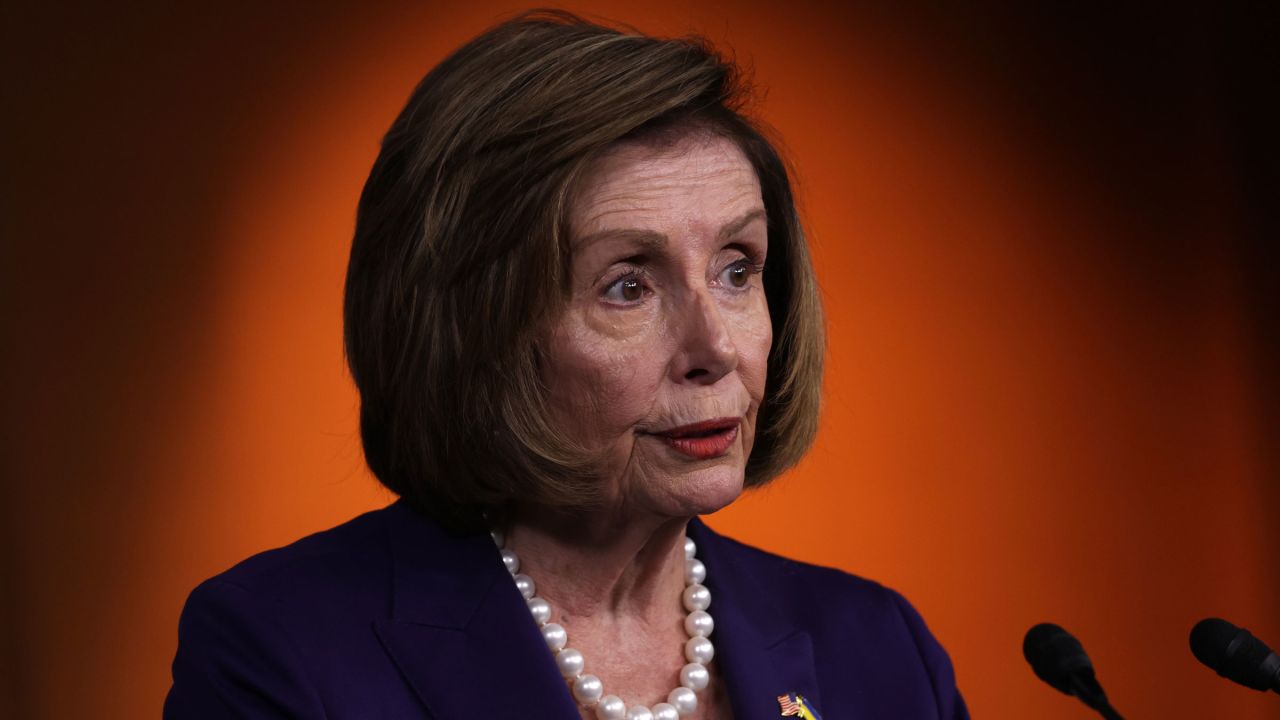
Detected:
[{"left": 503, "top": 504, "right": 691, "bottom": 623}]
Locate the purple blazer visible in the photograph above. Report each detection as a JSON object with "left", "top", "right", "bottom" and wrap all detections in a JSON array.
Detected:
[{"left": 164, "top": 500, "right": 968, "bottom": 719}]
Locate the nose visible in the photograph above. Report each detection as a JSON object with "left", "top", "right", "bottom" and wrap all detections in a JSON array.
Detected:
[{"left": 671, "top": 287, "right": 738, "bottom": 384}]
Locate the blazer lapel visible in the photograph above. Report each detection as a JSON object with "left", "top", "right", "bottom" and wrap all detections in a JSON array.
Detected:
[
  {"left": 371, "top": 501, "right": 579, "bottom": 719},
  {"left": 689, "top": 519, "right": 823, "bottom": 720}
]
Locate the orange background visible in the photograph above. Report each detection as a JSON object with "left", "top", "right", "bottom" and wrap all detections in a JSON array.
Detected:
[{"left": 3, "top": 2, "right": 1278, "bottom": 718}]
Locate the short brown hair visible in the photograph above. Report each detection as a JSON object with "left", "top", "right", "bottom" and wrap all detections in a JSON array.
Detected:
[{"left": 343, "top": 10, "right": 824, "bottom": 529}]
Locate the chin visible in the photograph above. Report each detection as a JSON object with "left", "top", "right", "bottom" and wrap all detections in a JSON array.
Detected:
[{"left": 668, "top": 464, "right": 746, "bottom": 517}]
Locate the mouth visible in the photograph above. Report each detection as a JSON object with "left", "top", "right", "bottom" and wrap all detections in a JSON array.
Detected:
[{"left": 651, "top": 418, "right": 741, "bottom": 460}]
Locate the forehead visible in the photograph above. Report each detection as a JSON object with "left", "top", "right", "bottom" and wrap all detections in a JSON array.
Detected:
[{"left": 569, "top": 132, "right": 762, "bottom": 243}]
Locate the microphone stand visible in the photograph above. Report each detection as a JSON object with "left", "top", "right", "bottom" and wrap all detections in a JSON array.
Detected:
[{"left": 1070, "top": 675, "right": 1125, "bottom": 720}]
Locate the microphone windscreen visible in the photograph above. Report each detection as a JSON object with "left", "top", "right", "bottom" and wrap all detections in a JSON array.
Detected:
[
  {"left": 1190, "top": 617, "right": 1279, "bottom": 692},
  {"left": 1024, "top": 623, "right": 1095, "bottom": 695}
]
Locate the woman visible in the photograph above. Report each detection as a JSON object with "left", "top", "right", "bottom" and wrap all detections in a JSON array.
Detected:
[{"left": 165, "top": 11, "right": 967, "bottom": 720}]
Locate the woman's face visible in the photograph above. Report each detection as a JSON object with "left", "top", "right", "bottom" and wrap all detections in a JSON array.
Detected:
[{"left": 543, "top": 130, "right": 772, "bottom": 519}]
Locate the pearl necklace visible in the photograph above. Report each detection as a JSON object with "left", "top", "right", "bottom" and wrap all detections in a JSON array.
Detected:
[{"left": 492, "top": 530, "right": 715, "bottom": 720}]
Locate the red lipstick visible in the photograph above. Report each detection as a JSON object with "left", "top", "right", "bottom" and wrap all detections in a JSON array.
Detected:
[{"left": 653, "top": 418, "right": 740, "bottom": 460}]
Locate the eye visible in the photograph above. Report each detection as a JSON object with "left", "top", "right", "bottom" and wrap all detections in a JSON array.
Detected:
[
  {"left": 719, "top": 259, "right": 762, "bottom": 289},
  {"left": 601, "top": 272, "right": 649, "bottom": 305}
]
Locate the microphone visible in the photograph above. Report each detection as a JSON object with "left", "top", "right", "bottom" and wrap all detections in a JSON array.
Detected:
[
  {"left": 1023, "top": 623, "right": 1125, "bottom": 720},
  {"left": 1190, "top": 617, "right": 1280, "bottom": 694}
]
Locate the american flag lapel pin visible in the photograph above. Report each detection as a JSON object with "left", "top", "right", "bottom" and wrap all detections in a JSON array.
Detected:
[{"left": 776, "top": 692, "right": 823, "bottom": 719}]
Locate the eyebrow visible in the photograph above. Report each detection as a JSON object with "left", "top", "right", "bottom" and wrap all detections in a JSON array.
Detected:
[{"left": 572, "top": 208, "right": 766, "bottom": 251}]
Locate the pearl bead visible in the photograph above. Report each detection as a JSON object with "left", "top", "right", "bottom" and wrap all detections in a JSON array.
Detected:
[
  {"left": 490, "top": 529, "right": 504, "bottom": 547},
  {"left": 572, "top": 674, "right": 603, "bottom": 706},
  {"left": 684, "top": 537, "right": 696, "bottom": 559},
  {"left": 684, "top": 609, "right": 714, "bottom": 638},
  {"left": 501, "top": 548, "right": 520, "bottom": 574},
  {"left": 542, "top": 623, "right": 567, "bottom": 652},
  {"left": 652, "top": 703, "right": 680, "bottom": 720},
  {"left": 513, "top": 573, "right": 535, "bottom": 600},
  {"left": 625, "top": 706, "right": 654, "bottom": 720},
  {"left": 685, "top": 636, "right": 715, "bottom": 664},
  {"left": 684, "top": 558, "right": 706, "bottom": 585},
  {"left": 681, "top": 584, "right": 711, "bottom": 612},
  {"left": 556, "top": 648, "right": 584, "bottom": 677},
  {"left": 596, "top": 695, "right": 626, "bottom": 720},
  {"left": 679, "top": 662, "right": 709, "bottom": 691},
  {"left": 527, "top": 597, "right": 551, "bottom": 625},
  {"left": 667, "top": 687, "right": 698, "bottom": 715}
]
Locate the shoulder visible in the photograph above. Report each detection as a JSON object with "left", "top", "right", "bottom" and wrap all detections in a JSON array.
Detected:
[
  {"left": 173, "top": 501, "right": 402, "bottom": 658},
  {"left": 203, "top": 502, "right": 393, "bottom": 600},
  {"left": 165, "top": 503, "right": 412, "bottom": 718},
  {"left": 692, "top": 521, "right": 969, "bottom": 718},
  {"left": 173, "top": 502, "right": 403, "bottom": 660},
  {"left": 692, "top": 520, "right": 912, "bottom": 623}
]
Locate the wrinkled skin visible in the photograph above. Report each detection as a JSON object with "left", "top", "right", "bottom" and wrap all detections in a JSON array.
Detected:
[
  {"left": 505, "top": 129, "right": 771, "bottom": 719},
  {"left": 543, "top": 130, "right": 772, "bottom": 520}
]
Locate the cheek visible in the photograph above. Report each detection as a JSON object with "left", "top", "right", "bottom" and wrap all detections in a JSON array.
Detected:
[
  {"left": 733, "top": 297, "right": 773, "bottom": 400},
  {"left": 544, "top": 317, "right": 664, "bottom": 436}
]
